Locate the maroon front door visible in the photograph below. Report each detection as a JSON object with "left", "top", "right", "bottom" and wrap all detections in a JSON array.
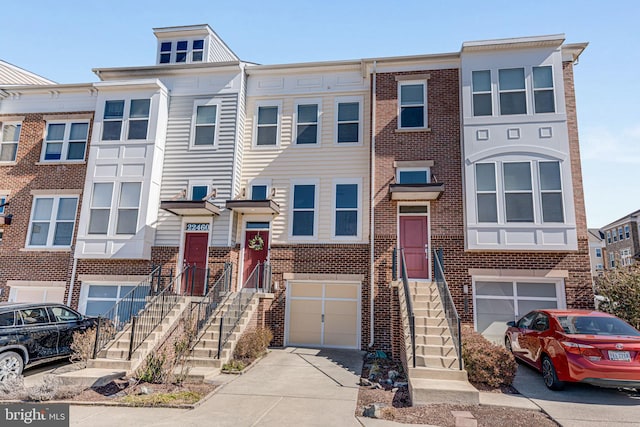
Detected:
[
  {"left": 400, "top": 216, "right": 429, "bottom": 279},
  {"left": 183, "top": 233, "right": 208, "bottom": 295},
  {"left": 243, "top": 229, "right": 269, "bottom": 288}
]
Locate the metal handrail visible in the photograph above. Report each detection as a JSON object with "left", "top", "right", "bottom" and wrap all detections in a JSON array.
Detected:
[
  {"left": 433, "top": 249, "right": 463, "bottom": 370},
  {"left": 399, "top": 248, "right": 416, "bottom": 368},
  {"left": 188, "top": 262, "right": 233, "bottom": 341},
  {"left": 93, "top": 266, "right": 161, "bottom": 359}
]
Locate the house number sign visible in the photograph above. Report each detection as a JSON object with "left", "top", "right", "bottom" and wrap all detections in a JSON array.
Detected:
[{"left": 186, "top": 223, "right": 209, "bottom": 231}]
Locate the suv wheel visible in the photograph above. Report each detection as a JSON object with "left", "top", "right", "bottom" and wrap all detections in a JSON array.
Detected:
[{"left": 0, "top": 351, "right": 24, "bottom": 381}]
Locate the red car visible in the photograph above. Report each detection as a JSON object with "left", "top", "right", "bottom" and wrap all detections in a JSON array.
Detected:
[{"left": 505, "top": 309, "right": 640, "bottom": 390}]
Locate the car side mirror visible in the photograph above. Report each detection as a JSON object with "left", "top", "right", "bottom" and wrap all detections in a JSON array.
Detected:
[{"left": 506, "top": 321, "right": 516, "bottom": 327}]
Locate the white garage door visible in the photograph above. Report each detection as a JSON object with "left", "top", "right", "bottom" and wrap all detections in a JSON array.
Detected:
[
  {"left": 286, "top": 281, "right": 360, "bottom": 349},
  {"left": 474, "top": 279, "right": 564, "bottom": 344},
  {"left": 8, "top": 286, "right": 65, "bottom": 303}
]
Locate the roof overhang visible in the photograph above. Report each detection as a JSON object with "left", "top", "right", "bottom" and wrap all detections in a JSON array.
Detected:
[
  {"left": 389, "top": 183, "right": 444, "bottom": 201},
  {"left": 225, "top": 199, "right": 280, "bottom": 215},
  {"left": 159, "top": 200, "right": 220, "bottom": 216}
]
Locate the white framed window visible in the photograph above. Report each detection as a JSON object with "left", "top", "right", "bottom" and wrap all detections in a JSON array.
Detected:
[
  {"left": 0, "top": 195, "right": 7, "bottom": 215},
  {"left": 538, "top": 161, "right": 564, "bottom": 223},
  {"left": 595, "top": 248, "right": 602, "bottom": 258},
  {"left": 116, "top": 182, "right": 141, "bottom": 235},
  {"left": 335, "top": 97, "right": 362, "bottom": 144},
  {"left": 621, "top": 249, "right": 632, "bottom": 266},
  {"left": 192, "top": 39, "right": 204, "bottom": 62},
  {"left": 333, "top": 179, "right": 361, "bottom": 238},
  {"left": 88, "top": 183, "right": 113, "bottom": 235},
  {"left": 596, "top": 263, "right": 603, "bottom": 270},
  {"left": 398, "top": 81, "right": 427, "bottom": 128},
  {"left": 80, "top": 282, "right": 141, "bottom": 317},
  {"left": 176, "top": 40, "right": 188, "bottom": 63},
  {"left": 498, "top": 68, "right": 526, "bottom": 115},
  {"left": 26, "top": 195, "right": 78, "bottom": 248},
  {"left": 503, "top": 162, "right": 533, "bottom": 223},
  {"left": 606, "top": 231, "right": 611, "bottom": 244},
  {"left": 254, "top": 101, "right": 281, "bottom": 147},
  {"left": 613, "top": 228, "right": 618, "bottom": 242},
  {"left": 158, "top": 39, "right": 205, "bottom": 64},
  {"left": 396, "top": 167, "right": 430, "bottom": 184},
  {"left": 249, "top": 179, "right": 271, "bottom": 200},
  {"left": 532, "top": 66, "right": 555, "bottom": 113},
  {"left": 190, "top": 99, "right": 221, "bottom": 148},
  {"left": 189, "top": 181, "right": 211, "bottom": 201},
  {"left": 609, "top": 253, "right": 615, "bottom": 268},
  {"left": 101, "top": 99, "right": 151, "bottom": 141},
  {"left": 475, "top": 163, "right": 497, "bottom": 223},
  {"left": 472, "top": 70, "right": 492, "bottom": 116},
  {"left": 159, "top": 41, "right": 172, "bottom": 64},
  {"left": 42, "top": 121, "right": 89, "bottom": 162},
  {"left": 0, "top": 122, "right": 21, "bottom": 162},
  {"left": 290, "top": 180, "right": 318, "bottom": 238},
  {"left": 294, "top": 99, "right": 321, "bottom": 145},
  {"left": 625, "top": 225, "right": 630, "bottom": 239},
  {"left": 618, "top": 227, "right": 624, "bottom": 241}
]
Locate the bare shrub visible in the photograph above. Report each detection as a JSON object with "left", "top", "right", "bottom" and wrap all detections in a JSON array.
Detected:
[
  {"left": 461, "top": 327, "right": 517, "bottom": 388},
  {"left": 596, "top": 264, "right": 640, "bottom": 330},
  {"left": 0, "top": 375, "right": 27, "bottom": 400},
  {"left": 26, "top": 375, "right": 61, "bottom": 401},
  {"left": 70, "top": 327, "right": 96, "bottom": 365},
  {"left": 233, "top": 327, "right": 273, "bottom": 361}
]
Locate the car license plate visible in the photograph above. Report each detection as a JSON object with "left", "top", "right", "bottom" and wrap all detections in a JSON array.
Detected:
[{"left": 608, "top": 350, "right": 631, "bottom": 362}]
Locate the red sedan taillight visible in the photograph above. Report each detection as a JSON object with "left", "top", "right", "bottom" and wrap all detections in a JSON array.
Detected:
[{"left": 561, "top": 341, "right": 603, "bottom": 361}]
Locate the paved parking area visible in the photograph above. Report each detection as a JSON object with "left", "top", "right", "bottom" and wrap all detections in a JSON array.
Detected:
[{"left": 513, "top": 362, "right": 640, "bottom": 427}]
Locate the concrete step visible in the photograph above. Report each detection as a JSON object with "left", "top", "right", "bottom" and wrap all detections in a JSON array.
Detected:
[
  {"left": 413, "top": 326, "right": 450, "bottom": 337},
  {"left": 411, "top": 298, "right": 442, "bottom": 309},
  {"left": 413, "top": 316, "right": 449, "bottom": 327},
  {"left": 409, "top": 287, "right": 439, "bottom": 296},
  {"left": 414, "top": 334, "right": 454, "bottom": 346},
  {"left": 412, "top": 308, "right": 444, "bottom": 318},
  {"left": 408, "top": 366, "right": 468, "bottom": 381},
  {"left": 415, "top": 345, "right": 457, "bottom": 357},
  {"left": 87, "top": 358, "right": 132, "bottom": 370},
  {"left": 410, "top": 377, "right": 479, "bottom": 405},
  {"left": 185, "top": 356, "right": 224, "bottom": 368},
  {"left": 56, "top": 368, "right": 126, "bottom": 388},
  {"left": 176, "top": 366, "right": 219, "bottom": 383},
  {"left": 415, "top": 354, "right": 459, "bottom": 369}
]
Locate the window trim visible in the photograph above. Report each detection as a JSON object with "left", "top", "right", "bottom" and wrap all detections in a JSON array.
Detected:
[
  {"left": 396, "top": 167, "right": 431, "bottom": 184},
  {"left": 252, "top": 100, "right": 282, "bottom": 149},
  {"left": 190, "top": 98, "right": 222, "bottom": 150},
  {"left": 0, "top": 121, "right": 21, "bottom": 163},
  {"left": 87, "top": 181, "right": 142, "bottom": 236},
  {"left": 188, "top": 180, "right": 212, "bottom": 201},
  {"left": 334, "top": 96, "right": 363, "bottom": 146},
  {"left": 332, "top": 178, "right": 362, "bottom": 240},
  {"left": 398, "top": 80, "right": 428, "bottom": 129},
  {"left": 101, "top": 98, "right": 151, "bottom": 142},
  {"left": 624, "top": 225, "right": 630, "bottom": 239},
  {"left": 595, "top": 248, "right": 602, "bottom": 258},
  {"left": 474, "top": 162, "right": 498, "bottom": 223},
  {"left": 618, "top": 227, "right": 624, "bottom": 241},
  {"left": 498, "top": 67, "right": 528, "bottom": 116},
  {"left": 115, "top": 182, "right": 142, "bottom": 235},
  {"left": 294, "top": 98, "right": 322, "bottom": 146},
  {"left": 289, "top": 179, "right": 319, "bottom": 240},
  {"left": 606, "top": 231, "right": 612, "bottom": 244},
  {"left": 249, "top": 179, "right": 271, "bottom": 201},
  {"left": 41, "top": 120, "right": 90, "bottom": 162},
  {"left": 157, "top": 38, "right": 206, "bottom": 64},
  {"left": 502, "top": 161, "right": 534, "bottom": 223},
  {"left": 0, "top": 194, "right": 7, "bottom": 215},
  {"left": 537, "top": 161, "right": 565, "bottom": 223},
  {"left": 25, "top": 195, "right": 79, "bottom": 249},
  {"left": 471, "top": 70, "right": 493, "bottom": 117},
  {"left": 532, "top": 65, "right": 556, "bottom": 114}
]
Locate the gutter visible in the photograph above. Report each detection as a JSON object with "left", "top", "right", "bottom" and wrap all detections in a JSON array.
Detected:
[{"left": 369, "top": 60, "right": 377, "bottom": 348}]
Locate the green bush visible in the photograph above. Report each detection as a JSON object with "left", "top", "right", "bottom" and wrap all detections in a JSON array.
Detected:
[
  {"left": 233, "top": 327, "right": 273, "bottom": 361},
  {"left": 136, "top": 351, "right": 169, "bottom": 384},
  {"left": 461, "top": 327, "right": 517, "bottom": 388},
  {"left": 221, "top": 359, "right": 246, "bottom": 372}
]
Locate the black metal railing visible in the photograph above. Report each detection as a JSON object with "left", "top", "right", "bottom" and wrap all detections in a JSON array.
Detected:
[
  {"left": 127, "top": 266, "right": 191, "bottom": 359},
  {"left": 433, "top": 248, "right": 463, "bottom": 370},
  {"left": 189, "top": 262, "right": 233, "bottom": 339},
  {"left": 399, "top": 248, "right": 416, "bottom": 368},
  {"left": 242, "top": 261, "right": 273, "bottom": 293},
  {"left": 93, "top": 266, "right": 162, "bottom": 359}
]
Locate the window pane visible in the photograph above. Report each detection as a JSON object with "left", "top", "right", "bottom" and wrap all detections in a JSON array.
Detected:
[
  {"left": 505, "top": 193, "right": 534, "bottom": 222},
  {"left": 53, "top": 222, "right": 73, "bottom": 246},
  {"left": 67, "top": 142, "right": 86, "bottom": 160},
  {"left": 297, "top": 124, "right": 317, "bottom": 144},
  {"left": 473, "top": 93, "right": 492, "bottom": 116},
  {"left": 542, "top": 193, "right": 564, "bottom": 222},
  {"left": 88, "top": 285, "right": 118, "bottom": 298},
  {"left": 160, "top": 42, "right": 172, "bottom": 52},
  {"left": 401, "top": 106, "right": 424, "bottom": 127},
  {"left": 193, "top": 40, "right": 204, "bottom": 50},
  {"left": 0, "top": 143, "right": 17, "bottom": 161},
  {"left": 177, "top": 41, "right": 188, "bottom": 50},
  {"left": 534, "top": 90, "right": 555, "bottom": 113},
  {"left": 475, "top": 299, "right": 515, "bottom": 338},
  {"left": 503, "top": 163, "right": 531, "bottom": 191},
  {"left": 93, "top": 183, "right": 113, "bottom": 207},
  {"left": 69, "top": 123, "right": 88, "bottom": 140},
  {"left": 477, "top": 194, "right": 497, "bottom": 222},
  {"left": 246, "top": 222, "right": 269, "bottom": 229},
  {"left": 251, "top": 185, "right": 267, "bottom": 200},
  {"left": 57, "top": 198, "right": 77, "bottom": 220},
  {"left": 476, "top": 281, "right": 514, "bottom": 296},
  {"left": 20, "top": 308, "right": 49, "bottom": 325},
  {"left": 472, "top": 70, "right": 491, "bottom": 92},
  {"left": 293, "top": 185, "right": 315, "bottom": 209},
  {"left": 336, "top": 211, "right": 357, "bottom": 236},
  {"left": 192, "top": 52, "right": 203, "bottom": 62},
  {"left": 2, "top": 124, "right": 21, "bottom": 142},
  {"left": 85, "top": 300, "right": 116, "bottom": 317},
  {"left": 258, "top": 106, "right": 278, "bottom": 125},
  {"left": 518, "top": 300, "right": 557, "bottom": 315},
  {"left": 257, "top": 126, "right": 277, "bottom": 146},
  {"left": 498, "top": 68, "right": 525, "bottom": 90},
  {"left": 127, "top": 120, "right": 148, "bottom": 139},
  {"left": 116, "top": 209, "right": 138, "bottom": 234},
  {"left": 338, "top": 103, "right": 359, "bottom": 121},
  {"left": 196, "top": 105, "right": 217, "bottom": 124},
  {"left": 539, "top": 162, "right": 561, "bottom": 190},
  {"left": 500, "top": 92, "right": 527, "bottom": 115},
  {"left": 293, "top": 211, "right": 314, "bottom": 236},
  {"left": 45, "top": 143, "right": 62, "bottom": 160},
  {"left": 297, "top": 104, "right": 317, "bottom": 123},
  {"left": 399, "top": 206, "right": 428, "bottom": 214},
  {"left": 336, "top": 184, "right": 357, "bottom": 209},
  {"left": 475, "top": 163, "right": 496, "bottom": 191},
  {"left": 33, "top": 198, "right": 53, "bottom": 220},
  {"left": 337, "top": 123, "right": 359, "bottom": 143},
  {"left": 46, "top": 124, "right": 65, "bottom": 140},
  {"left": 160, "top": 54, "right": 171, "bottom": 64},
  {"left": 130, "top": 99, "right": 150, "bottom": 118},
  {"left": 120, "top": 183, "right": 141, "bottom": 208},
  {"left": 399, "top": 170, "right": 428, "bottom": 184},
  {"left": 517, "top": 282, "right": 557, "bottom": 298},
  {"left": 533, "top": 66, "right": 553, "bottom": 88},
  {"left": 104, "top": 100, "right": 124, "bottom": 119},
  {"left": 194, "top": 126, "right": 215, "bottom": 145},
  {"left": 176, "top": 52, "right": 187, "bottom": 63},
  {"left": 400, "top": 84, "right": 423, "bottom": 105},
  {"left": 0, "top": 312, "right": 14, "bottom": 327},
  {"left": 88, "top": 210, "right": 109, "bottom": 234},
  {"left": 192, "top": 186, "right": 208, "bottom": 200},
  {"left": 29, "top": 222, "right": 49, "bottom": 245},
  {"left": 51, "top": 307, "right": 80, "bottom": 322},
  {"left": 102, "top": 121, "right": 122, "bottom": 140}
]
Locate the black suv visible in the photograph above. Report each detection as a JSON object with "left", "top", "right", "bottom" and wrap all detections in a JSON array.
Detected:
[{"left": 0, "top": 302, "right": 97, "bottom": 380}]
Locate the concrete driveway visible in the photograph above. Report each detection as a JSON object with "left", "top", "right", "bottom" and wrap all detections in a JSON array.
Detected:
[
  {"left": 513, "top": 362, "right": 640, "bottom": 427},
  {"left": 71, "top": 347, "right": 364, "bottom": 427}
]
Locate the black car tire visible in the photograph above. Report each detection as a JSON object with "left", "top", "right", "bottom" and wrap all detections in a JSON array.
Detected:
[
  {"left": 0, "top": 351, "right": 24, "bottom": 381},
  {"left": 541, "top": 355, "right": 564, "bottom": 391},
  {"left": 505, "top": 337, "right": 513, "bottom": 353}
]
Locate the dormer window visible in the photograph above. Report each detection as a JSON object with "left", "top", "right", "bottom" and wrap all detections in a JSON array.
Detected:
[
  {"left": 176, "top": 41, "right": 188, "bottom": 63},
  {"left": 193, "top": 40, "right": 204, "bottom": 62},
  {"left": 160, "top": 42, "right": 172, "bottom": 64},
  {"left": 158, "top": 39, "right": 205, "bottom": 64}
]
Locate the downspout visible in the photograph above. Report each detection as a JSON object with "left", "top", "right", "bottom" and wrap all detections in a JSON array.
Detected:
[
  {"left": 66, "top": 255, "right": 78, "bottom": 307},
  {"left": 369, "top": 60, "right": 377, "bottom": 348}
]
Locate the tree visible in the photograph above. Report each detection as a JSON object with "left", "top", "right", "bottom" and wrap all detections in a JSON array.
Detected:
[{"left": 594, "top": 263, "right": 640, "bottom": 330}]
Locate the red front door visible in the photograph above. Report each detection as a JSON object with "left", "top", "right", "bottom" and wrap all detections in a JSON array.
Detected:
[
  {"left": 183, "top": 233, "right": 208, "bottom": 295},
  {"left": 400, "top": 216, "right": 429, "bottom": 279},
  {"left": 243, "top": 229, "right": 269, "bottom": 288}
]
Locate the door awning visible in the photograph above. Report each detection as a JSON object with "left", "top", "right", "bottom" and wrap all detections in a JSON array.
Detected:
[
  {"left": 160, "top": 200, "right": 221, "bottom": 216},
  {"left": 389, "top": 183, "right": 444, "bottom": 201},
  {"left": 225, "top": 199, "right": 280, "bottom": 215}
]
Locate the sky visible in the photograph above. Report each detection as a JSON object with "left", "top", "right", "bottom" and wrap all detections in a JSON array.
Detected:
[{"left": 0, "top": 0, "right": 637, "bottom": 228}]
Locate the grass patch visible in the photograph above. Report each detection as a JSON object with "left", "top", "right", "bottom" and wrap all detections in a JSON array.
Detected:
[{"left": 119, "top": 390, "right": 202, "bottom": 406}]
